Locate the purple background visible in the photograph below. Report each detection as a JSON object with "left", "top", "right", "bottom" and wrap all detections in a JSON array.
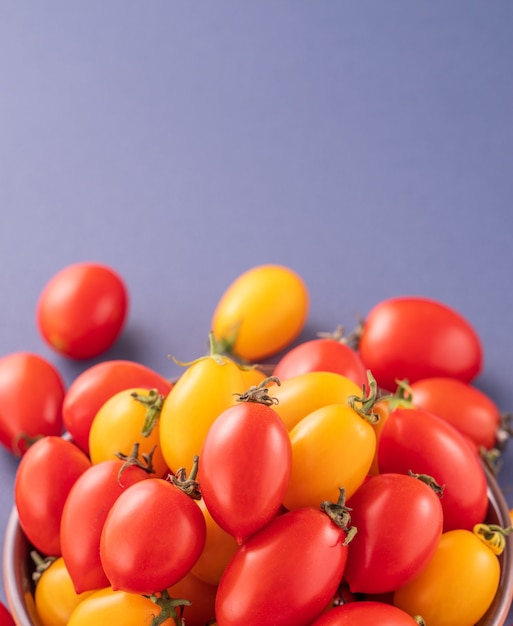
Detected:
[{"left": 1, "top": 0, "right": 513, "bottom": 619}]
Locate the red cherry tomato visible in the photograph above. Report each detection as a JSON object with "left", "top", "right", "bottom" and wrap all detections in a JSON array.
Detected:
[
  {"left": 344, "top": 473, "right": 443, "bottom": 594},
  {"left": 0, "top": 601, "right": 16, "bottom": 626},
  {"left": 272, "top": 336, "right": 368, "bottom": 388},
  {"left": 215, "top": 504, "right": 352, "bottom": 626},
  {"left": 378, "top": 407, "right": 488, "bottom": 532},
  {"left": 14, "top": 436, "right": 91, "bottom": 556},
  {"left": 62, "top": 359, "right": 173, "bottom": 454},
  {"left": 407, "top": 377, "right": 501, "bottom": 450},
  {"left": 358, "top": 296, "right": 483, "bottom": 391},
  {"left": 199, "top": 383, "right": 292, "bottom": 543},
  {"left": 36, "top": 262, "right": 128, "bottom": 360},
  {"left": 100, "top": 476, "right": 206, "bottom": 595},
  {"left": 310, "top": 601, "right": 421, "bottom": 625},
  {"left": 0, "top": 352, "right": 65, "bottom": 455},
  {"left": 60, "top": 458, "right": 152, "bottom": 594}
]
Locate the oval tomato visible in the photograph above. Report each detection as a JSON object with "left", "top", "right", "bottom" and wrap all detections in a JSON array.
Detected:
[
  {"left": 0, "top": 602, "right": 15, "bottom": 626},
  {"left": 211, "top": 264, "right": 309, "bottom": 362},
  {"left": 394, "top": 528, "right": 501, "bottom": 626},
  {"left": 215, "top": 505, "right": 352, "bottom": 626},
  {"left": 60, "top": 459, "right": 152, "bottom": 593},
  {"left": 199, "top": 384, "right": 292, "bottom": 543},
  {"left": 358, "top": 296, "right": 483, "bottom": 390},
  {"left": 36, "top": 262, "right": 128, "bottom": 360},
  {"left": 283, "top": 401, "right": 376, "bottom": 511},
  {"left": 378, "top": 407, "right": 488, "bottom": 532},
  {"left": 273, "top": 336, "right": 367, "bottom": 388},
  {"left": 0, "top": 352, "right": 65, "bottom": 455},
  {"left": 62, "top": 359, "right": 173, "bottom": 455},
  {"left": 34, "top": 556, "right": 94, "bottom": 626},
  {"left": 310, "top": 601, "right": 422, "bottom": 625},
  {"left": 408, "top": 377, "right": 501, "bottom": 450},
  {"left": 100, "top": 476, "right": 206, "bottom": 595},
  {"left": 88, "top": 387, "right": 169, "bottom": 478},
  {"left": 159, "top": 354, "right": 244, "bottom": 473},
  {"left": 14, "top": 436, "right": 91, "bottom": 556},
  {"left": 344, "top": 473, "right": 443, "bottom": 594}
]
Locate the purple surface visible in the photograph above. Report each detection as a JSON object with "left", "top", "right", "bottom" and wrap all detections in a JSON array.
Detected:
[{"left": 1, "top": 1, "right": 513, "bottom": 620}]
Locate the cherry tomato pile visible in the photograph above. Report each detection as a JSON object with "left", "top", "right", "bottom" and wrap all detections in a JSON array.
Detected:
[{"left": 2, "top": 262, "right": 512, "bottom": 626}]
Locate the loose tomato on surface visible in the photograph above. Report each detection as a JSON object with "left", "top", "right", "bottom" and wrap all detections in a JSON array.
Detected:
[
  {"left": 272, "top": 332, "right": 368, "bottom": 388},
  {"left": 407, "top": 377, "right": 501, "bottom": 450},
  {"left": 88, "top": 387, "right": 169, "bottom": 478},
  {"left": 199, "top": 378, "right": 292, "bottom": 543},
  {"left": 211, "top": 264, "right": 309, "bottom": 362},
  {"left": 269, "top": 371, "right": 362, "bottom": 431},
  {"left": 344, "top": 472, "right": 443, "bottom": 594},
  {"left": 0, "top": 352, "right": 65, "bottom": 455},
  {"left": 393, "top": 526, "right": 505, "bottom": 626},
  {"left": 14, "top": 436, "right": 91, "bottom": 556},
  {"left": 358, "top": 296, "right": 483, "bottom": 391},
  {"left": 36, "top": 261, "right": 128, "bottom": 360},
  {"left": 33, "top": 556, "right": 95, "bottom": 626},
  {"left": 282, "top": 379, "right": 378, "bottom": 510},
  {"left": 215, "top": 500, "right": 354, "bottom": 626},
  {"left": 62, "top": 359, "right": 173, "bottom": 454},
  {"left": 0, "top": 601, "right": 16, "bottom": 626},
  {"left": 378, "top": 407, "right": 488, "bottom": 532},
  {"left": 60, "top": 458, "right": 153, "bottom": 594},
  {"left": 67, "top": 587, "right": 179, "bottom": 626},
  {"left": 159, "top": 351, "right": 245, "bottom": 473},
  {"left": 310, "top": 601, "right": 422, "bottom": 625},
  {"left": 100, "top": 475, "right": 206, "bottom": 595}
]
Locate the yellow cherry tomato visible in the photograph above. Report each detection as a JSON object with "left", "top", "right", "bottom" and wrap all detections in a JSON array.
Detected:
[
  {"left": 190, "top": 498, "right": 239, "bottom": 586},
  {"left": 394, "top": 528, "right": 501, "bottom": 626},
  {"left": 88, "top": 387, "right": 169, "bottom": 478},
  {"left": 211, "top": 264, "right": 309, "bottom": 362},
  {"left": 34, "top": 557, "right": 95, "bottom": 626},
  {"left": 283, "top": 402, "right": 376, "bottom": 510},
  {"left": 67, "top": 587, "right": 176, "bottom": 626},
  {"left": 239, "top": 365, "right": 269, "bottom": 389},
  {"left": 269, "top": 371, "right": 362, "bottom": 431},
  {"left": 159, "top": 355, "right": 245, "bottom": 473}
]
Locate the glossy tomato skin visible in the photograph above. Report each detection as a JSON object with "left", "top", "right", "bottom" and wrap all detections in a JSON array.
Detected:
[
  {"left": 378, "top": 408, "right": 488, "bottom": 532},
  {"left": 199, "top": 401, "right": 292, "bottom": 543},
  {"left": 273, "top": 338, "right": 368, "bottom": 388},
  {"left": 35, "top": 557, "right": 95, "bottom": 626},
  {"left": 60, "top": 459, "right": 152, "bottom": 594},
  {"left": 408, "top": 377, "right": 501, "bottom": 450},
  {"left": 344, "top": 473, "right": 443, "bottom": 594},
  {"left": 159, "top": 355, "right": 244, "bottom": 473},
  {"left": 215, "top": 507, "right": 350, "bottom": 626},
  {"left": 62, "top": 359, "right": 173, "bottom": 455},
  {"left": 0, "top": 352, "right": 65, "bottom": 455},
  {"left": 100, "top": 477, "right": 206, "bottom": 595},
  {"left": 37, "top": 262, "right": 128, "bottom": 360},
  {"left": 394, "top": 529, "right": 501, "bottom": 626},
  {"left": 0, "top": 601, "right": 16, "bottom": 626},
  {"left": 358, "top": 296, "right": 483, "bottom": 391},
  {"left": 211, "top": 264, "right": 309, "bottom": 362},
  {"left": 283, "top": 403, "right": 376, "bottom": 510},
  {"left": 310, "top": 601, "right": 421, "bottom": 625},
  {"left": 14, "top": 436, "right": 91, "bottom": 556}
]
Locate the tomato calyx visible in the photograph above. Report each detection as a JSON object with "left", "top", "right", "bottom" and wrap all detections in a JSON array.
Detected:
[
  {"left": 168, "top": 455, "right": 202, "bottom": 500},
  {"left": 234, "top": 376, "right": 281, "bottom": 406},
  {"left": 320, "top": 487, "right": 357, "bottom": 545},
  {"left": 116, "top": 442, "right": 156, "bottom": 482},
  {"left": 385, "top": 378, "right": 415, "bottom": 411},
  {"left": 29, "top": 550, "right": 57, "bottom": 584},
  {"left": 316, "top": 324, "right": 360, "bottom": 347},
  {"left": 473, "top": 522, "right": 513, "bottom": 556},
  {"left": 414, "top": 617, "right": 427, "bottom": 626},
  {"left": 13, "top": 433, "right": 44, "bottom": 457},
  {"left": 347, "top": 370, "right": 381, "bottom": 424},
  {"left": 145, "top": 589, "right": 191, "bottom": 626},
  {"left": 407, "top": 470, "right": 445, "bottom": 497},
  {"left": 131, "top": 389, "right": 165, "bottom": 437}
]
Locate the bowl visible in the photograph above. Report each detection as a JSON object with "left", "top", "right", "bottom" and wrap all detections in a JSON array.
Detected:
[{"left": 3, "top": 464, "right": 513, "bottom": 626}]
